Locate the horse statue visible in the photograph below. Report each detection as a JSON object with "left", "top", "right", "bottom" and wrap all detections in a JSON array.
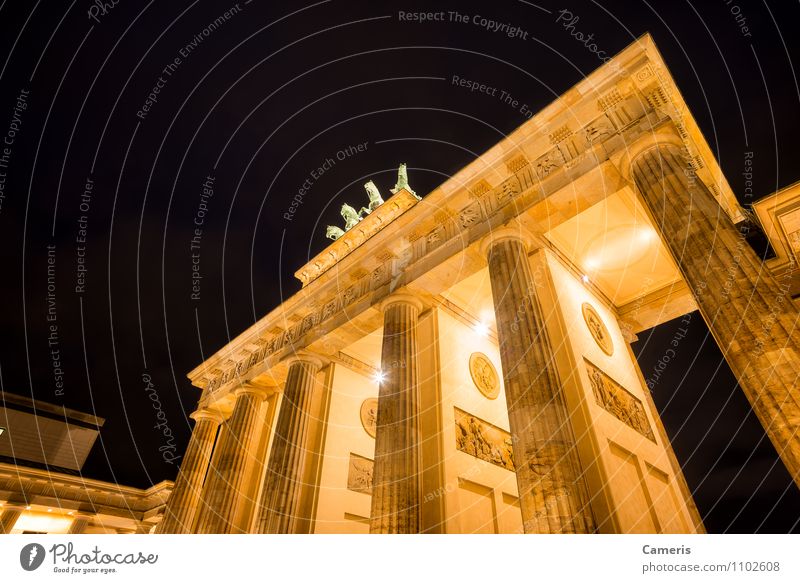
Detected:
[
  {"left": 341, "top": 203, "right": 361, "bottom": 230},
  {"left": 359, "top": 180, "right": 384, "bottom": 216},
  {"left": 390, "top": 163, "right": 417, "bottom": 198},
  {"left": 326, "top": 225, "right": 345, "bottom": 240}
]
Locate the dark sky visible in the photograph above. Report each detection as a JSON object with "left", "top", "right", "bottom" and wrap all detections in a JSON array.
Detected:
[{"left": 0, "top": 0, "right": 798, "bottom": 533}]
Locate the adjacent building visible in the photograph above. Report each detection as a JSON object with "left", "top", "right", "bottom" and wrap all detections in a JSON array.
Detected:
[{"left": 0, "top": 392, "right": 172, "bottom": 534}]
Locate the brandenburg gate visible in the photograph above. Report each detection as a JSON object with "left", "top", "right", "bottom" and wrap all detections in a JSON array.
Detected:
[{"left": 156, "top": 34, "right": 800, "bottom": 534}]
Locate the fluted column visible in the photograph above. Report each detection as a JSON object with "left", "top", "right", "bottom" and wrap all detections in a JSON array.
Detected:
[
  {"left": 258, "top": 355, "right": 324, "bottom": 533},
  {"left": 156, "top": 409, "right": 223, "bottom": 533},
  {"left": 369, "top": 293, "right": 423, "bottom": 534},
  {"left": 632, "top": 141, "right": 800, "bottom": 486},
  {"left": 194, "top": 385, "right": 269, "bottom": 533},
  {"left": 485, "top": 232, "right": 595, "bottom": 533},
  {"left": 67, "top": 514, "right": 93, "bottom": 534},
  {"left": 0, "top": 505, "right": 23, "bottom": 534}
]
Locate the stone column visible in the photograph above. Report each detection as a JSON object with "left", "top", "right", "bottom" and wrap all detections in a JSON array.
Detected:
[
  {"left": 257, "top": 355, "right": 324, "bottom": 534},
  {"left": 484, "top": 231, "right": 595, "bottom": 533},
  {"left": 631, "top": 140, "right": 800, "bottom": 486},
  {"left": 67, "top": 514, "right": 93, "bottom": 534},
  {"left": 194, "top": 385, "right": 269, "bottom": 533},
  {"left": 156, "top": 409, "right": 223, "bottom": 533},
  {"left": 369, "top": 293, "right": 423, "bottom": 534},
  {"left": 0, "top": 505, "right": 23, "bottom": 534}
]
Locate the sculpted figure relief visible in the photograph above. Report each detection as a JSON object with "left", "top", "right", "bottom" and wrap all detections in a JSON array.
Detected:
[
  {"left": 585, "top": 358, "right": 655, "bottom": 441},
  {"left": 347, "top": 453, "right": 374, "bottom": 494},
  {"left": 454, "top": 408, "right": 515, "bottom": 471},
  {"left": 582, "top": 302, "right": 614, "bottom": 356},
  {"left": 469, "top": 352, "right": 500, "bottom": 399},
  {"left": 359, "top": 398, "right": 378, "bottom": 438}
]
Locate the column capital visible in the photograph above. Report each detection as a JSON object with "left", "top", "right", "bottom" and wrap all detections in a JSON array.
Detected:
[
  {"left": 232, "top": 382, "right": 273, "bottom": 401},
  {"left": 479, "top": 223, "right": 540, "bottom": 257},
  {"left": 283, "top": 350, "right": 327, "bottom": 371},
  {"left": 378, "top": 290, "right": 425, "bottom": 313},
  {"left": 190, "top": 408, "right": 226, "bottom": 424},
  {"left": 617, "top": 126, "right": 684, "bottom": 183}
]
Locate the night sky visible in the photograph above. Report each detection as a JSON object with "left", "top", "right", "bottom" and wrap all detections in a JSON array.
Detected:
[{"left": 0, "top": 0, "right": 798, "bottom": 533}]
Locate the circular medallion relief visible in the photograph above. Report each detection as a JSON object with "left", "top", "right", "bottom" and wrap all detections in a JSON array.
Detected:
[
  {"left": 360, "top": 398, "right": 378, "bottom": 438},
  {"left": 582, "top": 302, "right": 613, "bottom": 356},
  {"left": 469, "top": 352, "right": 500, "bottom": 399}
]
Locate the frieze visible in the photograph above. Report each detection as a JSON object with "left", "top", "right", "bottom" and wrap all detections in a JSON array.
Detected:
[
  {"left": 454, "top": 407, "right": 515, "bottom": 471},
  {"left": 597, "top": 88, "right": 623, "bottom": 112},
  {"left": 427, "top": 226, "right": 444, "bottom": 246},
  {"left": 584, "top": 114, "right": 616, "bottom": 144},
  {"left": 504, "top": 154, "right": 529, "bottom": 174},
  {"left": 548, "top": 124, "right": 572, "bottom": 145},
  {"left": 534, "top": 148, "right": 565, "bottom": 180},
  {"left": 469, "top": 179, "right": 492, "bottom": 198},
  {"left": 496, "top": 177, "right": 520, "bottom": 206},
  {"left": 301, "top": 314, "right": 315, "bottom": 336},
  {"left": 584, "top": 358, "right": 655, "bottom": 441},
  {"left": 459, "top": 202, "right": 483, "bottom": 229}
]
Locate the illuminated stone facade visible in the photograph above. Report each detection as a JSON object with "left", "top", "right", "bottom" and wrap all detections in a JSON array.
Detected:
[{"left": 159, "top": 35, "right": 800, "bottom": 534}]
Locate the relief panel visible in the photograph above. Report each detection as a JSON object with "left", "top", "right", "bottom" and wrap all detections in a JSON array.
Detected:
[
  {"left": 585, "top": 358, "right": 655, "bottom": 441},
  {"left": 454, "top": 407, "right": 515, "bottom": 471},
  {"left": 347, "top": 453, "right": 373, "bottom": 495}
]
